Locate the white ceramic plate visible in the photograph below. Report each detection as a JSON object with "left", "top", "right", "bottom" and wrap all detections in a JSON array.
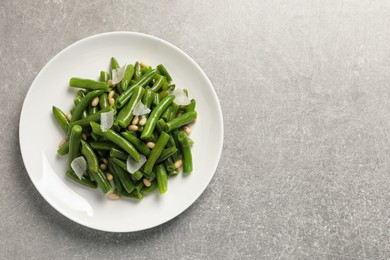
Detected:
[{"left": 19, "top": 32, "right": 223, "bottom": 232}]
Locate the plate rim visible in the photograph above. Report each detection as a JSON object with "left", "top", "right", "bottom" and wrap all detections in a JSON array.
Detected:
[{"left": 19, "top": 31, "right": 224, "bottom": 232}]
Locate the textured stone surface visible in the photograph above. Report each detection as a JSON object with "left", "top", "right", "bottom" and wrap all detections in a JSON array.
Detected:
[{"left": 2, "top": 0, "right": 390, "bottom": 259}]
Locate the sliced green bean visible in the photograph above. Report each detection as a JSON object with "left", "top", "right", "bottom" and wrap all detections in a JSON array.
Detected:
[
  {"left": 157, "top": 64, "right": 172, "bottom": 83},
  {"left": 88, "top": 104, "right": 98, "bottom": 116},
  {"left": 100, "top": 71, "right": 111, "bottom": 82},
  {"left": 150, "top": 75, "right": 165, "bottom": 92},
  {"left": 132, "top": 170, "right": 144, "bottom": 181},
  {"left": 52, "top": 106, "right": 69, "bottom": 134},
  {"left": 90, "top": 141, "right": 120, "bottom": 151},
  {"left": 90, "top": 122, "right": 140, "bottom": 161},
  {"left": 120, "top": 64, "right": 135, "bottom": 91},
  {"left": 143, "top": 131, "right": 170, "bottom": 174},
  {"left": 156, "top": 164, "right": 168, "bottom": 194},
  {"left": 152, "top": 92, "right": 160, "bottom": 107},
  {"left": 116, "top": 69, "right": 156, "bottom": 108},
  {"left": 164, "top": 111, "right": 197, "bottom": 132},
  {"left": 141, "top": 66, "right": 152, "bottom": 75},
  {"left": 110, "top": 57, "right": 120, "bottom": 78},
  {"left": 68, "top": 125, "right": 82, "bottom": 172},
  {"left": 134, "top": 61, "right": 142, "bottom": 81},
  {"left": 141, "top": 95, "right": 175, "bottom": 140},
  {"left": 81, "top": 140, "right": 112, "bottom": 193},
  {"left": 169, "top": 103, "right": 180, "bottom": 121},
  {"left": 142, "top": 181, "right": 157, "bottom": 193},
  {"left": 115, "top": 85, "right": 144, "bottom": 128},
  {"left": 156, "top": 147, "right": 178, "bottom": 164},
  {"left": 187, "top": 99, "right": 196, "bottom": 112},
  {"left": 161, "top": 105, "right": 172, "bottom": 121},
  {"left": 110, "top": 159, "right": 135, "bottom": 193},
  {"left": 164, "top": 157, "right": 175, "bottom": 173},
  {"left": 121, "top": 131, "right": 151, "bottom": 156},
  {"left": 159, "top": 84, "right": 175, "bottom": 100},
  {"left": 66, "top": 170, "right": 97, "bottom": 189},
  {"left": 99, "top": 93, "right": 109, "bottom": 109},
  {"left": 110, "top": 147, "right": 128, "bottom": 161},
  {"left": 57, "top": 141, "right": 69, "bottom": 156},
  {"left": 178, "top": 131, "right": 193, "bottom": 173},
  {"left": 69, "top": 78, "right": 110, "bottom": 92}
]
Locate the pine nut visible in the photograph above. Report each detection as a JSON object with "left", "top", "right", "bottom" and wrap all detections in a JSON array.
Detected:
[
  {"left": 66, "top": 113, "right": 72, "bottom": 121},
  {"left": 174, "top": 160, "right": 183, "bottom": 169},
  {"left": 147, "top": 142, "right": 155, "bottom": 149},
  {"left": 108, "top": 193, "right": 120, "bottom": 200},
  {"left": 58, "top": 138, "right": 67, "bottom": 147},
  {"left": 140, "top": 61, "right": 148, "bottom": 68},
  {"left": 182, "top": 126, "right": 191, "bottom": 135},
  {"left": 108, "top": 98, "right": 115, "bottom": 106},
  {"left": 82, "top": 133, "right": 88, "bottom": 141},
  {"left": 100, "top": 163, "right": 107, "bottom": 170},
  {"left": 131, "top": 115, "right": 139, "bottom": 125},
  {"left": 106, "top": 173, "right": 113, "bottom": 181},
  {"left": 128, "top": 125, "right": 138, "bottom": 131},
  {"left": 108, "top": 79, "right": 116, "bottom": 87},
  {"left": 108, "top": 90, "right": 115, "bottom": 99},
  {"left": 91, "top": 97, "right": 99, "bottom": 107},
  {"left": 139, "top": 116, "right": 147, "bottom": 126},
  {"left": 102, "top": 158, "right": 108, "bottom": 165},
  {"left": 143, "top": 178, "right": 152, "bottom": 187}
]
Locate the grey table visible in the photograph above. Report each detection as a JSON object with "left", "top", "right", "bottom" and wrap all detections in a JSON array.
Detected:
[{"left": 2, "top": 0, "right": 390, "bottom": 259}]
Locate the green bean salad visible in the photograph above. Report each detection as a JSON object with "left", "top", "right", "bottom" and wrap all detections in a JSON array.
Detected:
[{"left": 53, "top": 58, "right": 196, "bottom": 200}]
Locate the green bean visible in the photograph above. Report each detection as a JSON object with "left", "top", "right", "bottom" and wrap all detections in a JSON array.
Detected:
[
  {"left": 115, "top": 85, "right": 144, "bottom": 128},
  {"left": 150, "top": 75, "right": 165, "bottom": 92},
  {"left": 108, "top": 164, "right": 123, "bottom": 193},
  {"left": 168, "top": 170, "right": 180, "bottom": 176},
  {"left": 99, "top": 93, "right": 109, "bottom": 109},
  {"left": 164, "top": 111, "right": 197, "bottom": 132},
  {"left": 119, "top": 190, "right": 143, "bottom": 199},
  {"left": 90, "top": 141, "right": 120, "bottom": 151},
  {"left": 143, "top": 131, "right": 170, "bottom": 174},
  {"left": 120, "top": 64, "right": 135, "bottom": 91},
  {"left": 141, "top": 66, "right": 152, "bottom": 75},
  {"left": 110, "top": 159, "right": 135, "bottom": 193},
  {"left": 110, "top": 57, "right": 120, "bottom": 78},
  {"left": 178, "top": 131, "right": 193, "bottom": 173},
  {"left": 132, "top": 170, "right": 144, "bottom": 181},
  {"left": 66, "top": 170, "right": 97, "bottom": 189},
  {"left": 187, "top": 99, "right": 196, "bottom": 112},
  {"left": 156, "top": 164, "right": 168, "bottom": 194},
  {"left": 110, "top": 147, "right": 128, "bottom": 161},
  {"left": 69, "top": 78, "right": 110, "bottom": 92},
  {"left": 169, "top": 103, "right": 180, "bottom": 121},
  {"left": 121, "top": 131, "right": 151, "bottom": 156},
  {"left": 143, "top": 168, "right": 156, "bottom": 180},
  {"left": 70, "top": 90, "right": 104, "bottom": 123},
  {"left": 142, "top": 181, "right": 157, "bottom": 193},
  {"left": 171, "top": 129, "right": 182, "bottom": 161},
  {"left": 161, "top": 105, "right": 172, "bottom": 121},
  {"left": 115, "top": 69, "right": 156, "bottom": 108},
  {"left": 156, "top": 147, "right": 178, "bottom": 164},
  {"left": 152, "top": 92, "right": 160, "bottom": 107},
  {"left": 159, "top": 84, "right": 175, "bottom": 100},
  {"left": 157, "top": 64, "right": 172, "bottom": 82},
  {"left": 81, "top": 140, "right": 112, "bottom": 193},
  {"left": 164, "top": 157, "right": 175, "bottom": 173},
  {"left": 134, "top": 61, "right": 142, "bottom": 81},
  {"left": 141, "top": 95, "right": 175, "bottom": 140},
  {"left": 73, "top": 96, "right": 83, "bottom": 106},
  {"left": 57, "top": 141, "right": 69, "bottom": 156},
  {"left": 52, "top": 106, "right": 69, "bottom": 134},
  {"left": 90, "top": 122, "right": 140, "bottom": 161},
  {"left": 135, "top": 181, "right": 144, "bottom": 192},
  {"left": 88, "top": 104, "right": 98, "bottom": 116},
  {"left": 68, "top": 125, "right": 82, "bottom": 172},
  {"left": 100, "top": 71, "right": 111, "bottom": 82},
  {"left": 142, "top": 89, "right": 154, "bottom": 109}
]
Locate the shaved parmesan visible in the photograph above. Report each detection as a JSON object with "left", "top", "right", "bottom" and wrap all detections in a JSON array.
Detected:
[
  {"left": 172, "top": 88, "right": 190, "bottom": 105},
  {"left": 100, "top": 110, "right": 114, "bottom": 132},
  {"left": 71, "top": 156, "right": 87, "bottom": 179},
  {"left": 126, "top": 154, "right": 147, "bottom": 173},
  {"left": 112, "top": 64, "right": 127, "bottom": 84},
  {"left": 133, "top": 100, "right": 151, "bottom": 116}
]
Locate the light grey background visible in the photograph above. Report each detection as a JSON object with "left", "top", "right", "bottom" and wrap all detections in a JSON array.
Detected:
[{"left": 2, "top": 0, "right": 390, "bottom": 259}]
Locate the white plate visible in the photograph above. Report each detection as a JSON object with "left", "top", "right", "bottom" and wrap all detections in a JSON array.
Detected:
[{"left": 19, "top": 32, "right": 223, "bottom": 232}]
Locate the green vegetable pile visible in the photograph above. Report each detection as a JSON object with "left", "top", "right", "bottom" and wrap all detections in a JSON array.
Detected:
[{"left": 53, "top": 58, "right": 197, "bottom": 200}]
